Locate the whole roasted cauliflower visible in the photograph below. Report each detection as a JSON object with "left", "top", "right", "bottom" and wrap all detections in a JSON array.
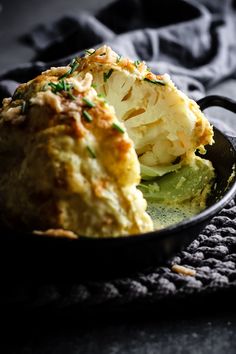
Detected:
[{"left": 0, "top": 46, "right": 214, "bottom": 237}]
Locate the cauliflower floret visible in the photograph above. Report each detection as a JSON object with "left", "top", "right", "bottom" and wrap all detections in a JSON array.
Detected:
[{"left": 77, "top": 46, "right": 213, "bottom": 176}]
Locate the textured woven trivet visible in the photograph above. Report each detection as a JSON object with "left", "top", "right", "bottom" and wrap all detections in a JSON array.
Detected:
[{"left": 1, "top": 198, "right": 236, "bottom": 312}]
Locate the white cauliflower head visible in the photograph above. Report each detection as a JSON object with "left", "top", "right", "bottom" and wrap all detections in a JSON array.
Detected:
[{"left": 76, "top": 46, "right": 213, "bottom": 177}]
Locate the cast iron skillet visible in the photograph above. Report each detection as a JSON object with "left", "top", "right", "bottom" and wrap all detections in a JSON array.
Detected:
[{"left": 1, "top": 95, "right": 236, "bottom": 282}]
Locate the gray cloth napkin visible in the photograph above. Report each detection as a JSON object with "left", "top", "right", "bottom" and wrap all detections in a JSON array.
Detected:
[{"left": 0, "top": 0, "right": 235, "bottom": 99}]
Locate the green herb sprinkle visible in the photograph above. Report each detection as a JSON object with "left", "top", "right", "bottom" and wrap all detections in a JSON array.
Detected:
[
  {"left": 144, "top": 78, "right": 165, "bottom": 86},
  {"left": 21, "top": 101, "right": 27, "bottom": 114},
  {"left": 85, "top": 49, "right": 95, "bottom": 56},
  {"left": 116, "top": 55, "right": 122, "bottom": 63},
  {"left": 83, "top": 110, "right": 93, "bottom": 122},
  {"left": 103, "top": 69, "right": 114, "bottom": 82},
  {"left": 86, "top": 145, "right": 96, "bottom": 158},
  {"left": 59, "top": 58, "right": 79, "bottom": 79},
  {"left": 112, "top": 122, "right": 125, "bottom": 134},
  {"left": 82, "top": 97, "right": 96, "bottom": 108},
  {"left": 134, "top": 60, "right": 141, "bottom": 67}
]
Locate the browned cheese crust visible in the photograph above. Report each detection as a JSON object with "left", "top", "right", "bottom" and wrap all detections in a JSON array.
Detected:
[{"left": 0, "top": 66, "right": 153, "bottom": 237}]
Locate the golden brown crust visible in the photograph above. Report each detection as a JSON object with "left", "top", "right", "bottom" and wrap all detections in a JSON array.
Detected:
[{"left": 0, "top": 67, "right": 153, "bottom": 237}]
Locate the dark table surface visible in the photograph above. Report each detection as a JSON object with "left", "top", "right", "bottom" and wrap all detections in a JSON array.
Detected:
[
  {"left": 1, "top": 1, "right": 236, "bottom": 353},
  {"left": 1, "top": 306, "right": 236, "bottom": 354}
]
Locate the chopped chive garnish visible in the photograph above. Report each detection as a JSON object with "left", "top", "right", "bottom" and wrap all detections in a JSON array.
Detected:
[
  {"left": 112, "top": 122, "right": 125, "bottom": 134},
  {"left": 48, "top": 82, "right": 60, "bottom": 93},
  {"left": 49, "top": 79, "right": 73, "bottom": 94},
  {"left": 83, "top": 110, "right": 93, "bottom": 122},
  {"left": 144, "top": 78, "right": 165, "bottom": 86},
  {"left": 62, "top": 79, "right": 67, "bottom": 91},
  {"left": 85, "top": 49, "right": 95, "bottom": 56},
  {"left": 67, "top": 92, "right": 76, "bottom": 100},
  {"left": 48, "top": 79, "right": 75, "bottom": 100},
  {"left": 91, "top": 83, "right": 97, "bottom": 89},
  {"left": 63, "top": 80, "right": 72, "bottom": 91},
  {"left": 59, "top": 58, "right": 79, "bottom": 79},
  {"left": 69, "top": 59, "right": 79, "bottom": 74},
  {"left": 59, "top": 72, "right": 69, "bottom": 80},
  {"left": 134, "top": 60, "right": 141, "bottom": 67},
  {"left": 48, "top": 82, "right": 58, "bottom": 91},
  {"left": 97, "top": 93, "right": 107, "bottom": 103},
  {"left": 103, "top": 69, "right": 114, "bottom": 82},
  {"left": 98, "top": 93, "right": 106, "bottom": 98},
  {"left": 86, "top": 145, "right": 96, "bottom": 158},
  {"left": 116, "top": 55, "right": 122, "bottom": 63},
  {"left": 82, "top": 97, "right": 96, "bottom": 108},
  {"left": 21, "top": 101, "right": 27, "bottom": 114},
  {"left": 13, "top": 90, "right": 23, "bottom": 100}
]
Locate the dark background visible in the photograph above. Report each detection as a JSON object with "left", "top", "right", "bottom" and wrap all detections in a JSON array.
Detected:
[
  {"left": 0, "top": 0, "right": 235, "bottom": 128},
  {"left": 1, "top": 1, "right": 236, "bottom": 353},
  {"left": 0, "top": 0, "right": 113, "bottom": 73}
]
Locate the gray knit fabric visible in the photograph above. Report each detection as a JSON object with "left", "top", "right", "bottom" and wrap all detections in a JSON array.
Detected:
[{"left": 1, "top": 199, "right": 235, "bottom": 311}]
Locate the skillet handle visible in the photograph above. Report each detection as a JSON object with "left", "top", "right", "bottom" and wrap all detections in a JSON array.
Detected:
[
  {"left": 197, "top": 95, "right": 236, "bottom": 151},
  {"left": 197, "top": 95, "right": 236, "bottom": 113}
]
